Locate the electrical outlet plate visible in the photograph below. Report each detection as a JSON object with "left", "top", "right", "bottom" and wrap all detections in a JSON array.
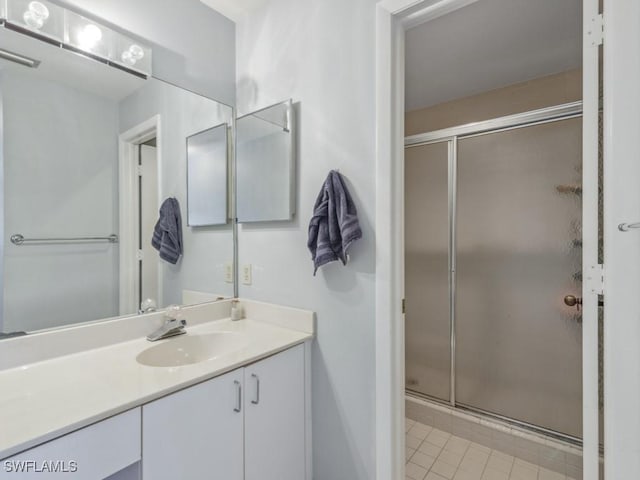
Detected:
[
  {"left": 224, "top": 263, "right": 233, "bottom": 283},
  {"left": 242, "top": 264, "right": 252, "bottom": 285}
]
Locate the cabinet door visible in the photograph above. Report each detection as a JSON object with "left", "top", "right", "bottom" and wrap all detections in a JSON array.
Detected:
[
  {"left": 142, "top": 370, "right": 244, "bottom": 480},
  {"left": 244, "top": 344, "right": 306, "bottom": 480},
  {"left": 0, "top": 408, "right": 140, "bottom": 480}
]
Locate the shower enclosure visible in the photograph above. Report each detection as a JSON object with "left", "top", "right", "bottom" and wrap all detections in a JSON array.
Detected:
[{"left": 404, "top": 103, "right": 584, "bottom": 441}]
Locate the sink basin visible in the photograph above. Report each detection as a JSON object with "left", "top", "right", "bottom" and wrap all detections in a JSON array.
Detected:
[{"left": 136, "top": 332, "right": 247, "bottom": 367}]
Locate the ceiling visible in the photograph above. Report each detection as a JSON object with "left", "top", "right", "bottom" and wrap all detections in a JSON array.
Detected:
[
  {"left": 405, "top": 0, "right": 582, "bottom": 112},
  {"left": 199, "top": 0, "right": 269, "bottom": 22}
]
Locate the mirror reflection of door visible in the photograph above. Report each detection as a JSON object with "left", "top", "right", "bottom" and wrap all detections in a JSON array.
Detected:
[{"left": 139, "top": 142, "right": 159, "bottom": 312}]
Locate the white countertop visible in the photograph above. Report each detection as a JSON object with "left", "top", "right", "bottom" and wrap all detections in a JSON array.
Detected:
[{"left": 0, "top": 316, "right": 313, "bottom": 460}]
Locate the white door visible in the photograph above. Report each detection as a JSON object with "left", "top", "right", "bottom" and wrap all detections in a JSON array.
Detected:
[
  {"left": 139, "top": 144, "right": 159, "bottom": 309},
  {"left": 244, "top": 344, "right": 306, "bottom": 480},
  {"left": 142, "top": 369, "right": 244, "bottom": 480}
]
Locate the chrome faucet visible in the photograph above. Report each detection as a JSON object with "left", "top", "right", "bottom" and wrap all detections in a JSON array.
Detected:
[{"left": 147, "top": 305, "right": 187, "bottom": 342}]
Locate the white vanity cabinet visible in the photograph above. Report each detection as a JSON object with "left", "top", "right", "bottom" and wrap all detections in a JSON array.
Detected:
[
  {"left": 0, "top": 408, "right": 141, "bottom": 480},
  {"left": 244, "top": 344, "right": 306, "bottom": 480},
  {"left": 142, "top": 369, "right": 245, "bottom": 480},
  {"left": 142, "top": 343, "right": 307, "bottom": 480}
]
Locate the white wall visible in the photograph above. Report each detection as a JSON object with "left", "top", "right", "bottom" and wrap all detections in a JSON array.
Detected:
[
  {"left": 236, "top": 0, "right": 378, "bottom": 478},
  {"left": 603, "top": 0, "right": 640, "bottom": 476},
  {"left": 0, "top": 74, "right": 4, "bottom": 333},
  {"left": 1, "top": 70, "right": 119, "bottom": 332},
  {"left": 119, "top": 79, "right": 235, "bottom": 305},
  {"left": 61, "top": 0, "right": 236, "bottom": 105}
]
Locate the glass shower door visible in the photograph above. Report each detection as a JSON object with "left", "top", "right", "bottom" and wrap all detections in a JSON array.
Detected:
[
  {"left": 455, "top": 118, "right": 583, "bottom": 438},
  {"left": 405, "top": 141, "right": 451, "bottom": 402}
]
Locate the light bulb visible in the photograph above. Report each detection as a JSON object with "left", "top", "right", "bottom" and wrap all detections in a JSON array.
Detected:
[
  {"left": 23, "top": 10, "right": 43, "bottom": 29},
  {"left": 121, "top": 50, "right": 135, "bottom": 66},
  {"left": 77, "top": 24, "right": 103, "bottom": 50},
  {"left": 129, "top": 44, "right": 144, "bottom": 60},
  {"left": 23, "top": 1, "right": 49, "bottom": 30},
  {"left": 29, "top": 1, "right": 49, "bottom": 19},
  {"left": 121, "top": 44, "right": 145, "bottom": 67}
]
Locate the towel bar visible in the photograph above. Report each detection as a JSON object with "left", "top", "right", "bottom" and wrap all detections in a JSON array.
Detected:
[
  {"left": 10, "top": 234, "right": 119, "bottom": 245},
  {"left": 618, "top": 222, "right": 640, "bottom": 232}
]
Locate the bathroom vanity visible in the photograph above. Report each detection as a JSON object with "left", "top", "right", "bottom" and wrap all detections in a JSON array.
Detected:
[
  {"left": 0, "top": 300, "right": 314, "bottom": 479},
  {"left": 0, "top": 3, "right": 310, "bottom": 479}
]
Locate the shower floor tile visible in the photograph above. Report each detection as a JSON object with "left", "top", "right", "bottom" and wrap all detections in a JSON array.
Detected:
[{"left": 405, "top": 419, "right": 578, "bottom": 480}]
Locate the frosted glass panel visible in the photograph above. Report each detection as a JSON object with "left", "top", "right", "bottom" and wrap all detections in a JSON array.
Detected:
[
  {"left": 455, "top": 118, "right": 582, "bottom": 437},
  {"left": 405, "top": 141, "right": 450, "bottom": 401}
]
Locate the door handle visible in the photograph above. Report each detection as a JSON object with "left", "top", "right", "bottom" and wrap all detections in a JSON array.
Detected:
[
  {"left": 234, "top": 380, "right": 242, "bottom": 413},
  {"left": 564, "top": 295, "right": 604, "bottom": 311},
  {"left": 564, "top": 295, "right": 583, "bottom": 311},
  {"left": 251, "top": 374, "right": 260, "bottom": 405}
]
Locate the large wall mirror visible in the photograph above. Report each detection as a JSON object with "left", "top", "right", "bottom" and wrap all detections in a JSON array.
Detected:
[{"left": 0, "top": 16, "right": 234, "bottom": 335}]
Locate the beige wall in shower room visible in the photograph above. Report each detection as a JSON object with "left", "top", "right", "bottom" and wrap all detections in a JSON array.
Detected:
[{"left": 405, "top": 69, "right": 582, "bottom": 135}]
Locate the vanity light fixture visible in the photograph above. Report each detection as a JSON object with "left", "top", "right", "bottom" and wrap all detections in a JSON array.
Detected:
[{"left": 0, "top": 0, "right": 152, "bottom": 77}]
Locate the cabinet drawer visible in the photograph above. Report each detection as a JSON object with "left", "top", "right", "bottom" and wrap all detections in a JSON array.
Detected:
[{"left": 0, "top": 408, "right": 141, "bottom": 479}]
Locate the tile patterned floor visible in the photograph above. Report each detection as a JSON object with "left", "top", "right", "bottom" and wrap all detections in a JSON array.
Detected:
[{"left": 405, "top": 419, "right": 577, "bottom": 480}]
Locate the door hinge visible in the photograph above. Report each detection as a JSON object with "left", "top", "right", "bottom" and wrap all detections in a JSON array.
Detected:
[
  {"left": 136, "top": 165, "right": 143, "bottom": 176},
  {"left": 586, "top": 14, "right": 604, "bottom": 47},
  {"left": 136, "top": 249, "right": 144, "bottom": 261},
  {"left": 402, "top": 298, "right": 406, "bottom": 314},
  {"left": 585, "top": 264, "right": 604, "bottom": 295}
]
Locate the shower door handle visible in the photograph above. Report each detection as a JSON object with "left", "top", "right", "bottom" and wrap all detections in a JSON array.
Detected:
[
  {"left": 564, "top": 295, "right": 582, "bottom": 310},
  {"left": 564, "top": 295, "right": 604, "bottom": 311}
]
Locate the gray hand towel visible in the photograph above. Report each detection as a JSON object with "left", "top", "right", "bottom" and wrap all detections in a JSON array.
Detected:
[
  {"left": 308, "top": 170, "right": 362, "bottom": 275},
  {"left": 152, "top": 197, "right": 183, "bottom": 265}
]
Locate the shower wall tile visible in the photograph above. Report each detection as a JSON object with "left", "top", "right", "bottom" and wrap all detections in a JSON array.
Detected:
[
  {"left": 514, "top": 445, "right": 538, "bottom": 465},
  {"left": 433, "top": 411, "right": 453, "bottom": 431},
  {"left": 566, "top": 451, "right": 582, "bottom": 467},
  {"left": 566, "top": 463, "right": 583, "bottom": 479},
  {"left": 451, "top": 419, "right": 473, "bottom": 439}
]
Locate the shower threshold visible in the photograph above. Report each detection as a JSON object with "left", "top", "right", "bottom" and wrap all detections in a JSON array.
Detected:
[
  {"left": 407, "top": 389, "right": 582, "bottom": 446},
  {"left": 405, "top": 391, "right": 588, "bottom": 478}
]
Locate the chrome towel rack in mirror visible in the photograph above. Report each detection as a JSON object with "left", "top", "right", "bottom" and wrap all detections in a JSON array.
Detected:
[
  {"left": 618, "top": 222, "right": 640, "bottom": 232},
  {"left": 10, "top": 234, "right": 119, "bottom": 245}
]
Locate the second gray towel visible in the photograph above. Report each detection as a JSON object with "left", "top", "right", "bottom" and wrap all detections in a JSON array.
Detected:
[
  {"left": 308, "top": 170, "right": 362, "bottom": 275},
  {"left": 152, "top": 197, "right": 183, "bottom": 265}
]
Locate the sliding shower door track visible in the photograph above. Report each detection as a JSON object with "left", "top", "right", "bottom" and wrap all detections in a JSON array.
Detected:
[
  {"left": 405, "top": 101, "right": 583, "bottom": 148},
  {"left": 406, "top": 389, "right": 583, "bottom": 447}
]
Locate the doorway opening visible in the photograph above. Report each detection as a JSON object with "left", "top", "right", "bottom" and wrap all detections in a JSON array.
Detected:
[
  {"left": 374, "top": 0, "right": 602, "bottom": 479},
  {"left": 119, "top": 115, "right": 162, "bottom": 315},
  {"left": 138, "top": 140, "right": 160, "bottom": 313}
]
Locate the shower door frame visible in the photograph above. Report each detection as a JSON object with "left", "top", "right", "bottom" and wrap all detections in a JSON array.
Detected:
[{"left": 404, "top": 101, "right": 584, "bottom": 438}]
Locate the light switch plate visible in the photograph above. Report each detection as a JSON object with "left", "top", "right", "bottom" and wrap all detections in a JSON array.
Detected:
[
  {"left": 224, "top": 263, "right": 233, "bottom": 283},
  {"left": 242, "top": 264, "right": 252, "bottom": 285}
]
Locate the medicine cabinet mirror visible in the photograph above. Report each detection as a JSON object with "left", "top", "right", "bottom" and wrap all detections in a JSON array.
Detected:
[
  {"left": 236, "top": 99, "right": 296, "bottom": 222},
  {"left": 186, "top": 124, "right": 230, "bottom": 227}
]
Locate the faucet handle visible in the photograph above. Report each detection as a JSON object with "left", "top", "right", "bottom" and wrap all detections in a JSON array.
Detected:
[{"left": 165, "top": 304, "right": 182, "bottom": 320}]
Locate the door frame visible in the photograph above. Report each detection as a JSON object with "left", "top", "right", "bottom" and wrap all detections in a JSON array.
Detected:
[
  {"left": 374, "top": 1, "right": 601, "bottom": 479},
  {"left": 118, "top": 115, "right": 162, "bottom": 315},
  {"left": 602, "top": 0, "right": 640, "bottom": 478}
]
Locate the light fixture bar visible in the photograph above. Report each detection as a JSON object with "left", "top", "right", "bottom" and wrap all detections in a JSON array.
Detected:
[
  {"left": 0, "top": 0, "right": 152, "bottom": 77},
  {"left": 0, "top": 47, "right": 40, "bottom": 67}
]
